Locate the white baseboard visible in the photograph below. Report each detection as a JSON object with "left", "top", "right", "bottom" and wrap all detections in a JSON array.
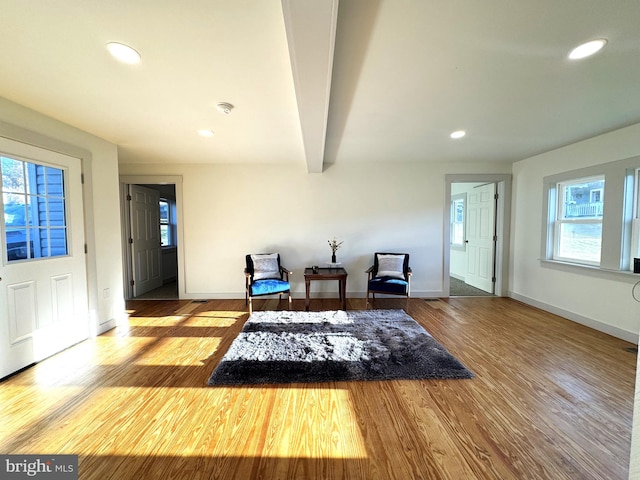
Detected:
[
  {"left": 509, "top": 291, "right": 639, "bottom": 344},
  {"left": 180, "top": 290, "right": 445, "bottom": 301}
]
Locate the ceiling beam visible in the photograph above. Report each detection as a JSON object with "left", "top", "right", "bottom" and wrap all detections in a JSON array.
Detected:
[{"left": 281, "top": 0, "right": 339, "bottom": 173}]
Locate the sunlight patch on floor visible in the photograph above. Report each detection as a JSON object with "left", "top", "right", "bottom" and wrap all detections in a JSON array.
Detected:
[
  {"left": 7, "top": 386, "right": 370, "bottom": 460},
  {"left": 130, "top": 337, "right": 222, "bottom": 366}
]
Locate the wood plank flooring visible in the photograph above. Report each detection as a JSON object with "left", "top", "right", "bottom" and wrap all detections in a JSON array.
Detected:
[{"left": 0, "top": 297, "right": 636, "bottom": 479}]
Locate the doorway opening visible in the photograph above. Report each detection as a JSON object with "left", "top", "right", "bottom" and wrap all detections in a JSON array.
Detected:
[
  {"left": 120, "top": 176, "right": 183, "bottom": 300},
  {"left": 444, "top": 174, "right": 512, "bottom": 297},
  {"left": 450, "top": 182, "right": 496, "bottom": 296}
]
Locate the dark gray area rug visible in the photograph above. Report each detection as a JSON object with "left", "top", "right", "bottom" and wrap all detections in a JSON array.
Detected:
[{"left": 207, "top": 309, "right": 473, "bottom": 385}]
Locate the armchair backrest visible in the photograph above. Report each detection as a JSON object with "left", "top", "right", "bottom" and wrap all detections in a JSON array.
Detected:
[
  {"left": 372, "top": 252, "right": 410, "bottom": 280},
  {"left": 246, "top": 253, "right": 283, "bottom": 281}
]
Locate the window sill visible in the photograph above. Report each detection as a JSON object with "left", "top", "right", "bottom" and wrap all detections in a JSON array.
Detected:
[{"left": 540, "top": 259, "right": 640, "bottom": 282}]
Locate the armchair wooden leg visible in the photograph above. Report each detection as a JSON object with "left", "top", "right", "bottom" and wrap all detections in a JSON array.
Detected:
[
  {"left": 288, "top": 293, "right": 292, "bottom": 310},
  {"left": 248, "top": 296, "right": 253, "bottom": 314}
]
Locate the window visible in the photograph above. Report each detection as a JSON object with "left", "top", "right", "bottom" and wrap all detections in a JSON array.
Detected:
[
  {"left": 553, "top": 176, "right": 604, "bottom": 265},
  {"left": 542, "top": 157, "right": 640, "bottom": 275},
  {"left": 450, "top": 193, "right": 466, "bottom": 249},
  {"left": 1, "top": 155, "right": 68, "bottom": 262},
  {"left": 627, "top": 169, "right": 640, "bottom": 268},
  {"left": 159, "top": 198, "right": 172, "bottom": 247}
]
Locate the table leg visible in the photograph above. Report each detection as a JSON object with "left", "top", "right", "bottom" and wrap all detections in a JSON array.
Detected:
[
  {"left": 305, "top": 279, "right": 311, "bottom": 311},
  {"left": 340, "top": 278, "right": 347, "bottom": 310}
]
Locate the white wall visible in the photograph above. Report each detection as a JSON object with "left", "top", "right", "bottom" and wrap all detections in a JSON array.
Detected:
[
  {"left": 119, "top": 161, "right": 511, "bottom": 299},
  {"left": 0, "top": 97, "right": 125, "bottom": 334},
  {"left": 511, "top": 124, "right": 640, "bottom": 479},
  {"left": 510, "top": 123, "right": 640, "bottom": 342}
]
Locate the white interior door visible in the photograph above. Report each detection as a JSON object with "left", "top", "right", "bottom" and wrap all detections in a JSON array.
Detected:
[
  {"left": 130, "top": 185, "right": 162, "bottom": 297},
  {"left": 465, "top": 183, "right": 496, "bottom": 293},
  {"left": 0, "top": 138, "right": 88, "bottom": 379}
]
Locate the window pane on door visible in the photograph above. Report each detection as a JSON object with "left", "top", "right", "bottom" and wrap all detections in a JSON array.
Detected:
[
  {"left": 1, "top": 156, "right": 68, "bottom": 262},
  {"left": 1, "top": 156, "right": 25, "bottom": 193}
]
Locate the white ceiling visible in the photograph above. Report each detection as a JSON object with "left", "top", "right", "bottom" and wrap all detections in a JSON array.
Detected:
[{"left": 1, "top": 0, "right": 639, "bottom": 172}]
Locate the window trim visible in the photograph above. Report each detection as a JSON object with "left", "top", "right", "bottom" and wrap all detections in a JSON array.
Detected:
[{"left": 541, "top": 155, "right": 640, "bottom": 277}]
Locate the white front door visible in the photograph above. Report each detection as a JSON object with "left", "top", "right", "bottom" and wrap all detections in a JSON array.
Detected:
[
  {"left": 0, "top": 138, "right": 88, "bottom": 379},
  {"left": 130, "top": 185, "right": 162, "bottom": 297},
  {"left": 465, "top": 183, "right": 496, "bottom": 293}
]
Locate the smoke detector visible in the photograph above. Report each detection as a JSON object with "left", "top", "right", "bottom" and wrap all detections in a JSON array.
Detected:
[{"left": 216, "top": 102, "right": 234, "bottom": 114}]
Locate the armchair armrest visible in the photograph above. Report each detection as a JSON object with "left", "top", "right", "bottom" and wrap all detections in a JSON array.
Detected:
[
  {"left": 365, "top": 265, "right": 375, "bottom": 280},
  {"left": 280, "top": 266, "right": 291, "bottom": 281},
  {"left": 407, "top": 267, "right": 412, "bottom": 276}
]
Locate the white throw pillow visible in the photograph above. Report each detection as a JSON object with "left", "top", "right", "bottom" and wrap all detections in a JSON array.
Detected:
[
  {"left": 251, "top": 253, "right": 280, "bottom": 280},
  {"left": 376, "top": 254, "right": 405, "bottom": 279}
]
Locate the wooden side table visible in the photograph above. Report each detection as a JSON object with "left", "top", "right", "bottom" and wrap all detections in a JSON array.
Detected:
[{"left": 304, "top": 267, "right": 348, "bottom": 311}]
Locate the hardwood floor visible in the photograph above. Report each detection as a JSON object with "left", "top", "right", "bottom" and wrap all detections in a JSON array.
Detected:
[{"left": 0, "top": 297, "right": 636, "bottom": 479}]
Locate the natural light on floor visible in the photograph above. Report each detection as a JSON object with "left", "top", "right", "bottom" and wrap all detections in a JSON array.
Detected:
[
  {"left": 3, "top": 309, "right": 369, "bottom": 462},
  {"left": 55, "top": 387, "right": 369, "bottom": 459}
]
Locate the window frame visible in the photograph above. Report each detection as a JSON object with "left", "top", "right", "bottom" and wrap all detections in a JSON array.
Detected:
[
  {"left": 541, "top": 156, "right": 640, "bottom": 277},
  {"left": 552, "top": 175, "right": 605, "bottom": 266}
]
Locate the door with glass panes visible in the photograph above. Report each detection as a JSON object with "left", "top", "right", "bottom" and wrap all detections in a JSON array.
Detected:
[{"left": 0, "top": 138, "right": 88, "bottom": 379}]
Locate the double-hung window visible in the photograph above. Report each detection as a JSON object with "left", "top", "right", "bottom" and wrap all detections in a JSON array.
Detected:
[
  {"left": 159, "top": 198, "right": 172, "bottom": 247},
  {"left": 553, "top": 176, "right": 604, "bottom": 265},
  {"left": 450, "top": 193, "right": 466, "bottom": 249},
  {"left": 542, "top": 156, "right": 640, "bottom": 275},
  {"left": 628, "top": 168, "right": 640, "bottom": 267}
]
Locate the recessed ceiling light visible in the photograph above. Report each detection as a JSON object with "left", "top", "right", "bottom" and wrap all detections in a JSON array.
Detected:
[
  {"left": 106, "top": 42, "right": 141, "bottom": 64},
  {"left": 197, "top": 129, "right": 214, "bottom": 138},
  {"left": 568, "top": 39, "right": 607, "bottom": 60},
  {"left": 450, "top": 130, "right": 466, "bottom": 139}
]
